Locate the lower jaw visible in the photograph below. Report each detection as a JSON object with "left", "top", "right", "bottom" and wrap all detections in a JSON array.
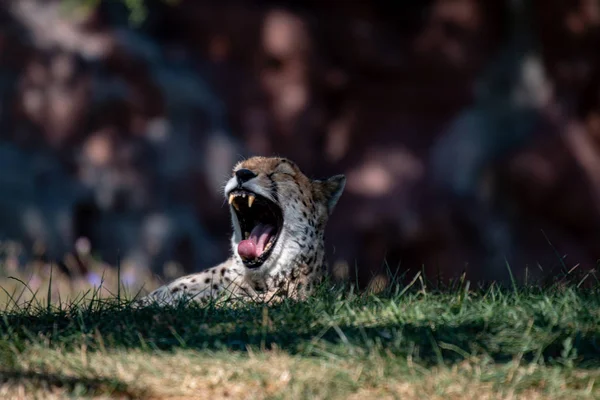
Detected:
[
  {"left": 237, "top": 237, "right": 279, "bottom": 269},
  {"left": 240, "top": 251, "right": 277, "bottom": 270},
  {"left": 243, "top": 263, "right": 263, "bottom": 270},
  {"left": 238, "top": 254, "right": 266, "bottom": 269}
]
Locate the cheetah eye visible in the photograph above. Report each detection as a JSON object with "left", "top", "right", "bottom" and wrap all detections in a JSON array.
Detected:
[
  {"left": 267, "top": 170, "right": 295, "bottom": 179},
  {"left": 275, "top": 164, "right": 296, "bottom": 176}
]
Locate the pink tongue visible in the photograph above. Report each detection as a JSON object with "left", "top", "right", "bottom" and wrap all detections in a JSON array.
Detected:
[{"left": 238, "top": 223, "right": 275, "bottom": 260}]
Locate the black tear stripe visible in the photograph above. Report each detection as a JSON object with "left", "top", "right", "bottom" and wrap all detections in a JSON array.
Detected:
[{"left": 268, "top": 173, "right": 280, "bottom": 204}]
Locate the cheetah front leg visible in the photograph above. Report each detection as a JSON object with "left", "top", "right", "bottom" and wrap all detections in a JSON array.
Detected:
[{"left": 136, "top": 260, "right": 246, "bottom": 306}]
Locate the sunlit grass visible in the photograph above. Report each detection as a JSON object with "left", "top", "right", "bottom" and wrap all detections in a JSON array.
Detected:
[{"left": 0, "top": 255, "right": 163, "bottom": 309}]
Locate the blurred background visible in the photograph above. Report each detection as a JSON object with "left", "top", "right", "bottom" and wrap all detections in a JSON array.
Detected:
[{"left": 0, "top": 0, "right": 599, "bottom": 298}]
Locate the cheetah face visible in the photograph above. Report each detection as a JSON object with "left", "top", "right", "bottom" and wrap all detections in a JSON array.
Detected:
[{"left": 224, "top": 157, "right": 345, "bottom": 273}]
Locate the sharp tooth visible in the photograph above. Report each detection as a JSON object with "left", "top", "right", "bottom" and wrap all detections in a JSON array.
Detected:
[
  {"left": 248, "top": 195, "right": 255, "bottom": 208},
  {"left": 232, "top": 201, "right": 240, "bottom": 211},
  {"left": 229, "top": 194, "right": 235, "bottom": 205},
  {"left": 245, "top": 231, "right": 250, "bottom": 239}
]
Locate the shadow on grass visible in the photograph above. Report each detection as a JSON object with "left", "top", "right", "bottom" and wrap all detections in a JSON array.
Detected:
[
  {"left": 1, "top": 293, "right": 600, "bottom": 368},
  {"left": 0, "top": 369, "right": 147, "bottom": 399}
]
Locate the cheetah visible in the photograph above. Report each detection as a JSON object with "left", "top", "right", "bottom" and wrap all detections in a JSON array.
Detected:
[{"left": 137, "top": 156, "right": 345, "bottom": 305}]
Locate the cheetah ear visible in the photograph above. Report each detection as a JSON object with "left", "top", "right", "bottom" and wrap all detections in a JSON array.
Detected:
[{"left": 312, "top": 174, "right": 346, "bottom": 215}]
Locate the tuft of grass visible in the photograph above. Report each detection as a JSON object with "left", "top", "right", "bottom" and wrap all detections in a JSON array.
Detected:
[
  {"left": 0, "top": 258, "right": 159, "bottom": 309},
  {"left": 0, "top": 272, "right": 599, "bottom": 398}
]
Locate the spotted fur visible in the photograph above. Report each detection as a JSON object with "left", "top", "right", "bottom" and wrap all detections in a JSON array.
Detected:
[{"left": 137, "top": 156, "right": 345, "bottom": 306}]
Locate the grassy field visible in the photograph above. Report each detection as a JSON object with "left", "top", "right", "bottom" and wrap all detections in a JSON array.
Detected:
[{"left": 0, "top": 268, "right": 599, "bottom": 399}]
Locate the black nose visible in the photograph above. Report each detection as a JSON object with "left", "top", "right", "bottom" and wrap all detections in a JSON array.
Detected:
[{"left": 235, "top": 168, "right": 257, "bottom": 184}]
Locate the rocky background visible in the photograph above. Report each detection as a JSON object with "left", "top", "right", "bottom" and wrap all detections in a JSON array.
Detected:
[{"left": 0, "top": 0, "right": 599, "bottom": 290}]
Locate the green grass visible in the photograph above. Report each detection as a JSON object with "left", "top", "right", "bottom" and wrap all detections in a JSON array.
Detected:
[{"left": 0, "top": 271, "right": 599, "bottom": 399}]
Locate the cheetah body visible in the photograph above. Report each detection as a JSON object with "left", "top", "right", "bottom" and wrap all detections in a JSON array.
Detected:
[{"left": 139, "top": 156, "right": 345, "bottom": 305}]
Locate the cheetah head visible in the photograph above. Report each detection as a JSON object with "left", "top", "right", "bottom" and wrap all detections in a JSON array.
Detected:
[{"left": 224, "top": 157, "right": 345, "bottom": 276}]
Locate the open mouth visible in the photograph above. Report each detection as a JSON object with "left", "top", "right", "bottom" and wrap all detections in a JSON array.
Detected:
[{"left": 228, "top": 189, "right": 283, "bottom": 268}]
